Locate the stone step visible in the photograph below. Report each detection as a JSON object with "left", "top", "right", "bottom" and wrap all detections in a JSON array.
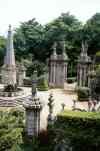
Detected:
[{"left": 0, "top": 95, "right": 31, "bottom": 107}]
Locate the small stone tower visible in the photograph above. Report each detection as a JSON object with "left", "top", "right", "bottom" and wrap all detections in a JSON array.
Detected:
[
  {"left": 49, "top": 41, "right": 68, "bottom": 88},
  {"left": 77, "top": 41, "right": 91, "bottom": 87},
  {"left": 2, "top": 25, "right": 16, "bottom": 86},
  {"left": 24, "top": 71, "right": 42, "bottom": 138}
]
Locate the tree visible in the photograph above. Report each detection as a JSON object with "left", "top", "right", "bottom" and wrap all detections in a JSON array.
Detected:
[
  {"left": 14, "top": 18, "right": 47, "bottom": 62},
  {"left": 45, "top": 12, "right": 82, "bottom": 76},
  {"left": 84, "top": 13, "right": 100, "bottom": 56}
]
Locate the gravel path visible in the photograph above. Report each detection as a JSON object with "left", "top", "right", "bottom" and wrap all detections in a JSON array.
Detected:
[
  {"left": 0, "top": 84, "right": 88, "bottom": 129},
  {"left": 38, "top": 89, "right": 88, "bottom": 130}
]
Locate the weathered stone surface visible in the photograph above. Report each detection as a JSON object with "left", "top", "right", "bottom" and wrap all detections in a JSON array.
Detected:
[
  {"left": 49, "top": 41, "right": 68, "bottom": 88},
  {"left": 2, "top": 25, "right": 16, "bottom": 86},
  {"left": 77, "top": 41, "right": 91, "bottom": 87},
  {"left": 24, "top": 71, "right": 42, "bottom": 137}
]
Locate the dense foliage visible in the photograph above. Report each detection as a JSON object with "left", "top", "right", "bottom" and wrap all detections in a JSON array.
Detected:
[
  {"left": 50, "top": 110, "right": 100, "bottom": 151},
  {"left": 0, "top": 12, "right": 100, "bottom": 76},
  {"left": 37, "top": 76, "right": 49, "bottom": 91},
  {"left": 0, "top": 108, "right": 24, "bottom": 151},
  {"left": 77, "top": 86, "right": 90, "bottom": 101}
]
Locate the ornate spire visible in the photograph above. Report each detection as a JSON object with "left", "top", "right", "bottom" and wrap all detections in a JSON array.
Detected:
[
  {"left": 61, "top": 40, "right": 68, "bottom": 60},
  {"left": 4, "top": 25, "right": 15, "bottom": 66},
  {"left": 81, "top": 41, "right": 88, "bottom": 56},
  {"left": 61, "top": 40, "right": 66, "bottom": 54},
  {"left": 79, "top": 41, "right": 91, "bottom": 63},
  {"left": 32, "top": 70, "right": 38, "bottom": 98},
  {"left": 2, "top": 25, "right": 16, "bottom": 86},
  {"left": 52, "top": 42, "right": 57, "bottom": 56},
  {"left": 50, "top": 42, "right": 57, "bottom": 60}
]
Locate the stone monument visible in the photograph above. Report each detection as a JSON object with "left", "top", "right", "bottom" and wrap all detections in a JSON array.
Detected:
[
  {"left": 24, "top": 71, "right": 42, "bottom": 138},
  {"left": 48, "top": 40, "right": 68, "bottom": 88},
  {"left": 2, "top": 25, "right": 16, "bottom": 86},
  {"left": 77, "top": 41, "right": 91, "bottom": 87}
]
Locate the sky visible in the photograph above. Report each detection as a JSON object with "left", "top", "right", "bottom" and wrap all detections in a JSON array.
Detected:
[{"left": 0, "top": 0, "right": 100, "bottom": 35}]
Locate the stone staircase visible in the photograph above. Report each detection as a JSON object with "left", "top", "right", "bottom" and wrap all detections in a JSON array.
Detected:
[
  {"left": 0, "top": 99, "right": 17, "bottom": 107},
  {"left": 0, "top": 95, "right": 31, "bottom": 107}
]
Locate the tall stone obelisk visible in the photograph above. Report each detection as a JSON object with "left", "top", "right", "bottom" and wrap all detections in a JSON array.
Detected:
[{"left": 2, "top": 25, "right": 16, "bottom": 86}]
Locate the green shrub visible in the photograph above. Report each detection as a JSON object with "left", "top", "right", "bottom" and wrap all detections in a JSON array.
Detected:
[
  {"left": 37, "top": 77, "right": 49, "bottom": 91},
  {"left": 96, "top": 51, "right": 100, "bottom": 57},
  {"left": 67, "top": 77, "right": 76, "bottom": 83},
  {"left": 51, "top": 110, "right": 100, "bottom": 151},
  {"left": 96, "top": 51, "right": 100, "bottom": 64},
  {"left": 77, "top": 86, "right": 90, "bottom": 101},
  {"left": 23, "top": 77, "right": 32, "bottom": 86},
  {"left": 0, "top": 108, "right": 24, "bottom": 151}
]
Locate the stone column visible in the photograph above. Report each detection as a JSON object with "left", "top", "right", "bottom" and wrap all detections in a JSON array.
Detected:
[
  {"left": 24, "top": 71, "right": 42, "bottom": 138},
  {"left": 24, "top": 102, "right": 42, "bottom": 137},
  {"left": 77, "top": 41, "right": 91, "bottom": 88}
]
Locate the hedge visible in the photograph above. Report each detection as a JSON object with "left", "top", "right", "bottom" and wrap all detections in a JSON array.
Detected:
[
  {"left": 0, "top": 108, "right": 24, "bottom": 151},
  {"left": 76, "top": 86, "right": 90, "bottom": 101},
  {"left": 67, "top": 77, "right": 76, "bottom": 83},
  {"left": 51, "top": 110, "right": 100, "bottom": 151},
  {"left": 37, "top": 77, "right": 49, "bottom": 91}
]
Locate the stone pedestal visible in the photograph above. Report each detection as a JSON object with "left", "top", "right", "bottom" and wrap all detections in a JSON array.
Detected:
[
  {"left": 49, "top": 41, "right": 68, "bottom": 88},
  {"left": 24, "top": 98, "right": 42, "bottom": 137},
  {"left": 24, "top": 71, "right": 42, "bottom": 137},
  {"left": 77, "top": 42, "right": 91, "bottom": 87}
]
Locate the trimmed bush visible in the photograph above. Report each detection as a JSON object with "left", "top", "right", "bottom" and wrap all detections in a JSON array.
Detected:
[
  {"left": 51, "top": 110, "right": 100, "bottom": 151},
  {"left": 96, "top": 51, "right": 100, "bottom": 64},
  {"left": 37, "top": 77, "right": 49, "bottom": 91},
  {"left": 67, "top": 77, "right": 76, "bottom": 83},
  {"left": 77, "top": 86, "right": 90, "bottom": 101},
  {"left": 0, "top": 108, "right": 24, "bottom": 151},
  {"left": 23, "top": 77, "right": 31, "bottom": 86}
]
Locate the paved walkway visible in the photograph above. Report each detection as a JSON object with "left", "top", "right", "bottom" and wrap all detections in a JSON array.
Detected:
[
  {"left": 38, "top": 89, "right": 88, "bottom": 130},
  {"left": 0, "top": 84, "right": 88, "bottom": 129}
]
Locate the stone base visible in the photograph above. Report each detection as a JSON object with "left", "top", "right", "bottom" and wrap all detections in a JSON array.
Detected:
[{"left": 0, "top": 89, "right": 24, "bottom": 97}]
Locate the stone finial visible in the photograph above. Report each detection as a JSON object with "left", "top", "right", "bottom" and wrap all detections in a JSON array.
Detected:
[
  {"left": 78, "top": 41, "right": 91, "bottom": 63},
  {"left": 47, "top": 93, "right": 55, "bottom": 126},
  {"left": 61, "top": 40, "right": 68, "bottom": 60},
  {"left": 61, "top": 40, "right": 66, "bottom": 53},
  {"left": 24, "top": 70, "right": 42, "bottom": 137},
  {"left": 81, "top": 41, "right": 88, "bottom": 55},
  {"left": 32, "top": 71, "right": 38, "bottom": 98},
  {"left": 52, "top": 42, "right": 57, "bottom": 57},
  {"left": 52, "top": 42, "right": 57, "bottom": 51}
]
